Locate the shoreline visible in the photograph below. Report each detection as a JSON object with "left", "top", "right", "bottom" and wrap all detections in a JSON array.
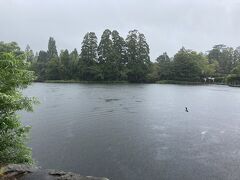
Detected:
[
  {"left": 42, "top": 80, "right": 129, "bottom": 84},
  {"left": 33, "top": 80, "right": 235, "bottom": 87}
]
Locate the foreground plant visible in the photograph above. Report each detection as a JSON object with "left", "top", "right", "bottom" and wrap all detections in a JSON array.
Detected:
[{"left": 0, "top": 49, "right": 37, "bottom": 164}]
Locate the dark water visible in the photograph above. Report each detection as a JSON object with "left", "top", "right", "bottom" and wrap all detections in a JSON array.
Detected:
[{"left": 21, "top": 83, "right": 240, "bottom": 180}]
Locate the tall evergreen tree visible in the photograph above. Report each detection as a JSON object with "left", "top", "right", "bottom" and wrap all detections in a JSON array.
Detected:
[
  {"left": 112, "top": 30, "right": 128, "bottom": 80},
  {"left": 80, "top": 32, "right": 99, "bottom": 80},
  {"left": 138, "top": 32, "right": 151, "bottom": 67},
  {"left": 33, "top": 50, "right": 48, "bottom": 81},
  {"left": 69, "top": 48, "right": 79, "bottom": 79},
  {"left": 60, "top": 49, "right": 70, "bottom": 79},
  {"left": 98, "top": 29, "right": 117, "bottom": 80},
  {"left": 47, "top": 37, "right": 58, "bottom": 59},
  {"left": 98, "top": 29, "right": 112, "bottom": 64},
  {"left": 126, "top": 30, "right": 150, "bottom": 82},
  {"left": 80, "top": 32, "right": 98, "bottom": 66},
  {"left": 46, "top": 37, "right": 60, "bottom": 80}
]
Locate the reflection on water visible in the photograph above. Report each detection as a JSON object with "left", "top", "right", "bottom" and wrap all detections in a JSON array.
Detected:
[{"left": 21, "top": 83, "right": 240, "bottom": 180}]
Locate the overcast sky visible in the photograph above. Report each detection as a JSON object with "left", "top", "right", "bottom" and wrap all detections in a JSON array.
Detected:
[{"left": 1, "top": 0, "right": 240, "bottom": 59}]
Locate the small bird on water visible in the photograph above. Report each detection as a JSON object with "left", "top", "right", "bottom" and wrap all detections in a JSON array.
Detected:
[{"left": 185, "top": 107, "right": 189, "bottom": 112}]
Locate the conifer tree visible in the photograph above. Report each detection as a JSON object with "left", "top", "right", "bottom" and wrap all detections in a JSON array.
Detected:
[
  {"left": 46, "top": 37, "right": 60, "bottom": 80},
  {"left": 112, "top": 30, "right": 128, "bottom": 80},
  {"left": 47, "top": 37, "right": 58, "bottom": 59},
  {"left": 98, "top": 29, "right": 116, "bottom": 80},
  {"left": 60, "top": 49, "right": 70, "bottom": 79},
  {"left": 34, "top": 50, "right": 48, "bottom": 81},
  {"left": 126, "top": 30, "right": 150, "bottom": 82},
  {"left": 80, "top": 32, "right": 99, "bottom": 80},
  {"left": 70, "top": 48, "right": 79, "bottom": 79}
]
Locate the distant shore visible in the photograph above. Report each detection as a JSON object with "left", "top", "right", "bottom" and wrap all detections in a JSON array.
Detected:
[
  {"left": 156, "top": 80, "right": 230, "bottom": 86},
  {"left": 156, "top": 80, "right": 205, "bottom": 85},
  {"left": 34, "top": 79, "right": 234, "bottom": 86},
  {"left": 41, "top": 80, "right": 129, "bottom": 84}
]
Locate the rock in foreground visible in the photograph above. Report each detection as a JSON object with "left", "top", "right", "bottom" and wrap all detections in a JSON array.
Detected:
[{"left": 0, "top": 164, "right": 109, "bottom": 180}]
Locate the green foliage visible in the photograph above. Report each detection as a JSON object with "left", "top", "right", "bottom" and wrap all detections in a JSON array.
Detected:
[
  {"left": 208, "top": 45, "right": 239, "bottom": 75},
  {"left": 25, "top": 45, "right": 34, "bottom": 62},
  {"left": 45, "top": 57, "right": 61, "bottom": 80},
  {"left": 79, "top": 32, "right": 99, "bottom": 80},
  {"left": 47, "top": 37, "right": 58, "bottom": 59},
  {"left": 98, "top": 29, "right": 114, "bottom": 80},
  {"left": 112, "top": 30, "right": 128, "bottom": 80},
  {"left": 226, "top": 64, "right": 240, "bottom": 85},
  {"left": 32, "top": 50, "right": 48, "bottom": 81},
  {"left": 23, "top": 32, "right": 240, "bottom": 84},
  {"left": 156, "top": 52, "right": 173, "bottom": 80},
  {"left": 60, "top": 49, "right": 71, "bottom": 79},
  {"left": 46, "top": 37, "right": 60, "bottom": 80},
  {"left": 146, "top": 63, "right": 160, "bottom": 83},
  {"left": 0, "top": 44, "right": 37, "bottom": 164},
  {"left": 226, "top": 74, "right": 240, "bottom": 85},
  {"left": 80, "top": 32, "right": 98, "bottom": 66},
  {"left": 173, "top": 48, "right": 203, "bottom": 81},
  {"left": 214, "top": 76, "right": 226, "bottom": 83},
  {"left": 231, "top": 64, "right": 240, "bottom": 75},
  {"left": 69, "top": 49, "right": 79, "bottom": 79},
  {"left": 126, "top": 30, "right": 150, "bottom": 82},
  {"left": 32, "top": 37, "right": 61, "bottom": 81},
  {"left": 97, "top": 29, "right": 128, "bottom": 81}
]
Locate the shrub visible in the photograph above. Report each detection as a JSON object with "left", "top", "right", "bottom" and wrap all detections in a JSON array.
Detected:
[{"left": 0, "top": 52, "right": 37, "bottom": 164}]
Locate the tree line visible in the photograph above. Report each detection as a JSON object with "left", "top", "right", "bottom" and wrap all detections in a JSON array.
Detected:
[
  {"left": 30, "top": 29, "right": 150, "bottom": 83},
  {"left": 153, "top": 45, "right": 240, "bottom": 84},
  {"left": 4, "top": 29, "right": 240, "bottom": 84}
]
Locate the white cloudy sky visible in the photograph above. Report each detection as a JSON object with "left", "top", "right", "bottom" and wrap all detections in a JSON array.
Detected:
[{"left": 0, "top": 0, "right": 240, "bottom": 59}]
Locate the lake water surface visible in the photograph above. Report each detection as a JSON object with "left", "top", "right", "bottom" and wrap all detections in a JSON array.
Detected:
[{"left": 21, "top": 83, "right": 240, "bottom": 180}]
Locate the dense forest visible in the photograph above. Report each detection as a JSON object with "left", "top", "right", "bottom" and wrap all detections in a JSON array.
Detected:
[{"left": 2, "top": 29, "right": 240, "bottom": 84}]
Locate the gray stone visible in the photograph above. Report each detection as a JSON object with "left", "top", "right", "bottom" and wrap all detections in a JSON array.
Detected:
[
  {"left": 48, "top": 169, "right": 109, "bottom": 180},
  {"left": 0, "top": 164, "right": 38, "bottom": 179},
  {"left": 0, "top": 164, "right": 109, "bottom": 180}
]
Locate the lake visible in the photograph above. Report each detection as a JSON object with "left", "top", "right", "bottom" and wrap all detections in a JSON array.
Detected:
[{"left": 21, "top": 83, "right": 240, "bottom": 180}]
